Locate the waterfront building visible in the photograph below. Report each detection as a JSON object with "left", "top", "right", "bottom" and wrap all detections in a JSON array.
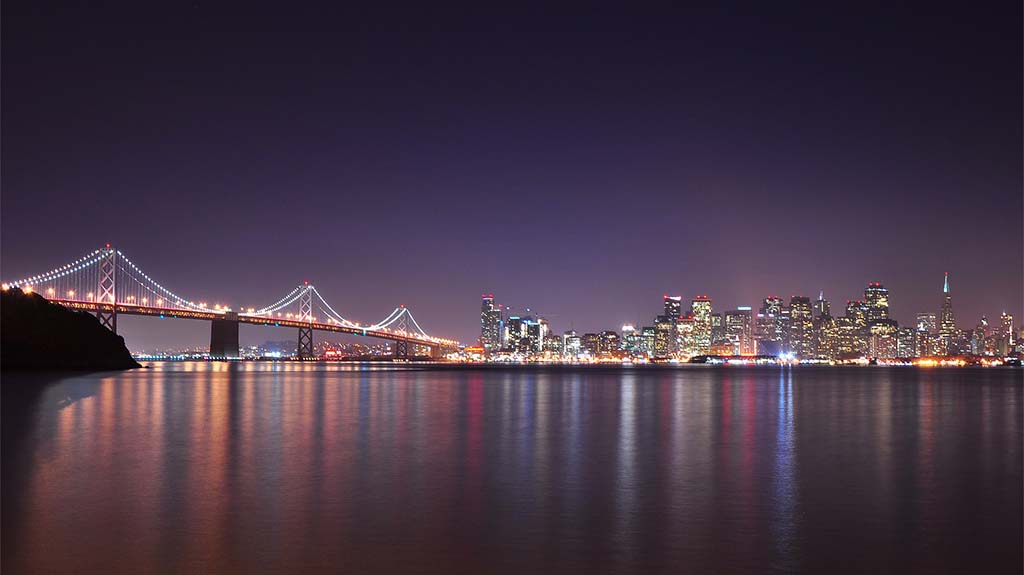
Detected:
[
  {"left": 599, "top": 331, "right": 621, "bottom": 356},
  {"left": 691, "top": 296, "right": 713, "bottom": 355},
  {"left": 788, "top": 296, "right": 815, "bottom": 358},
  {"left": 816, "top": 316, "right": 839, "bottom": 359},
  {"left": 480, "top": 295, "right": 503, "bottom": 352},
  {"left": 676, "top": 315, "right": 696, "bottom": 357},
  {"left": 711, "top": 312, "right": 726, "bottom": 347},
  {"left": 724, "top": 307, "right": 754, "bottom": 355},
  {"left": 543, "top": 332, "right": 563, "bottom": 354},
  {"left": 915, "top": 329, "right": 933, "bottom": 357},
  {"left": 621, "top": 325, "right": 640, "bottom": 355},
  {"left": 581, "top": 333, "right": 601, "bottom": 356},
  {"left": 563, "top": 330, "right": 582, "bottom": 357},
  {"left": 898, "top": 326, "right": 918, "bottom": 357},
  {"left": 524, "top": 318, "right": 542, "bottom": 352},
  {"left": 640, "top": 326, "right": 656, "bottom": 357},
  {"left": 504, "top": 316, "right": 524, "bottom": 352},
  {"left": 756, "top": 296, "right": 785, "bottom": 353},
  {"left": 654, "top": 315, "right": 674, "bottom": 358},
  {"left": 869, "top": 319, "right": 899, "bottom": 359}
]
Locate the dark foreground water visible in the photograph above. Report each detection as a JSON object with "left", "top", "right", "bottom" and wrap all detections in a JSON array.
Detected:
[{"left": 2, "top": 363, "right": 1021, "bottom": 574}]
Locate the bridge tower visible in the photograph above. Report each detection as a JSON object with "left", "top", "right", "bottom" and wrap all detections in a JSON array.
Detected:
[
  {"left": 393, "top": 308, "right": 410, "bottom": 359},
  {"left": 96, "top": 246, "right": 117, "bottom": 332},
  {"left": 297, "top": 284, "right": 314, "bottom": 358},
  {"left": 210, "top": 312, "right": 240, "bottom": 358}
]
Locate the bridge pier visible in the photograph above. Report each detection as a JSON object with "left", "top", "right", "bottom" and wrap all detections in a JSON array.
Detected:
[
  {"left": 210, "top": 313, "right": 239, "bottom": 358},
  {"left": 297, "top": 326, "right": 314, "bottom": 358},
  {"left": 393, "top": 339, "right": 409, "bottom": 359},
  {"left": 96, "top": 306, "right": 117, "bottom": 333}
]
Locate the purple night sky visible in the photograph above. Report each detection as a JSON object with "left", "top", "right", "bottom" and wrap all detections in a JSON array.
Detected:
[{"left": 2, "top": 4, "right": 1021, "bottom": 348}]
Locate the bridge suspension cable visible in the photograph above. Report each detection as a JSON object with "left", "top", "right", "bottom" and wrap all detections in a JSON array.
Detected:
[{"left": 3, "top": 245, "right": 458, "bottom": 346}]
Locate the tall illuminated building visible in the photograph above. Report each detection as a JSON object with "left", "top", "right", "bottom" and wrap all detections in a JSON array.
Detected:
[
  {"left": 599, "top": 331, "right": 621, "bottom": 355},
  {"left": 756, "top": 296, "right": 784, "bottom": 356},
  {"left": 864, "top": 282, "right": 889, "bottom": 323},
  {"left": 504, "top": 315, "right": 524, "bottom": 352},
  {"left": 711, "top": 313, "right": 725, "bottom": 347},
  {"left": 563, "top": 330, "right": 582, "bottom": 357},
  {"left": 996, "top": 312, "right": 1015, "bottom": 355},
  {"left": 813, "top": 290, "right": 830, "bottom": 318},
  {"left": 676, "top": 315, "right": 696, "bottom": 356},
  {"left": 581, "top": 333, "right": 601, "bottom": 356},
  {"left": 725, "top": 307, "right": 754, "bottom": 355},
  {"left": 621, "top": 325, "right": 639, "bottom": 355},
  {"left": 640, "top": 326, "right": 656, "bottom": 357},
  {"left": 788, "top": 296, "right": 815, "bottom": 358},
  {"left": 664, "top": 295, "right": 682, "bottom": 319},
  {"left": 869, "top": 319, "right": 899, "bottom": 359},
  {"left": 480, "top": 294, "right": 503, "bottom": 352},
  {"left": 691, "top": 296, "right": 713, "bottom": 355},
  {"left": 661, "top": 295, "right": 682, "bottom": 355},
  {"left": 654, "top": 315, "right": 674, "bottom": 358},
  {"left": 916, "top": 312, "right": 937, "bottom": 334},
  {"left": 938, "top": 272, "right": 957, "bottom": 354},
  {"left": 898, "top": 327, "right": 917, "bottom": 357},
  {"left": 839, "top": 300, "right": 869, "bottom": 357},
  {"left": 1000, "top": 312, "right": 1014, "bottom": 344}
]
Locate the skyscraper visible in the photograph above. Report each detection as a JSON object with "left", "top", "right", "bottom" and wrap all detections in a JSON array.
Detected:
[
  {"left": 691, "top": 296, "right": 713, "bottom": 355},
  {"left": 480, "top": 294, "right": 503, "bottom": 352},
  {"left": 725, "top": 307, "right": 754, "bottom": 355},
  {"left": 898, "top": 327, "right": 917, "bottom": 357},
  {"left": 664, "top": 295, "right": 682, "bottom": 319},
  {"left": 756, "top": 296, "right": 784, "bottom": 356},
  {"left": 788, "top": 296, "right": 815, "bottom": 358},
  {"left": 916, "top": 312, "right": 937, "bottom": 334},
  {"left": 814, "top": 290, "right": 831, "bottom": 318},
  {"left": 504, "top": 315, "right": 524, "bottom": 352},
  {"left": 563, "top": 330, "right": 582, "bottom": 357},
  {"left": 864, "top": 282, "right": 889, "bottom": 323},
  {"left": 654, "top": 315, "right": 674, "bottom": 358},
  {"left": 938, "top": 272, "right": 957, "bottom": 355}
]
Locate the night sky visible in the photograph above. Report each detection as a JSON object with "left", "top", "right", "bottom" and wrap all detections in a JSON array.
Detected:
[{"left": 3, "top": 3, "right": 1021, "bottom": 348}]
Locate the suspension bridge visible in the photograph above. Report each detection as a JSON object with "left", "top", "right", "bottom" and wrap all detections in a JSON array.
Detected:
[{"left": 2, "top": 246, "right": 460, "bottom": 359}]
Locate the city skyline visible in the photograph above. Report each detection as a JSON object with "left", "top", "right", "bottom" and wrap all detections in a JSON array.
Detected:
[
  {"left": 479, "top": 272, "right": 1019, "bottom": 361},
  {"left": 2, "top": 246, "right": 1020, "bottom": 350},
  {"left": 2, "top": 4, "right": 1021, "bottom": 347}
]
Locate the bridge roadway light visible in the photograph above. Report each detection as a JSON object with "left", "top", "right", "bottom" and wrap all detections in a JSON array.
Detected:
[
  {"left": 68, "top": 290, "right": 75, "bottom": 298},
  {"left": 47, "top": 287, "right": 55, "bottom": 295},
  {"left": 87, "top": 292, "right": 94, "bottom": 300}
]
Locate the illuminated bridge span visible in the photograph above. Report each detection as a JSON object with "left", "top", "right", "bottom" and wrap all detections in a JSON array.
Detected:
[{"left": 2, "top": 246, "right": 460, "bottom": 358}]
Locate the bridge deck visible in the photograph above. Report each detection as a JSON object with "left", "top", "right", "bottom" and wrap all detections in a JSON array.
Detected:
[{"left": 53, "top": 300, "right": 447, "bottom": 348}]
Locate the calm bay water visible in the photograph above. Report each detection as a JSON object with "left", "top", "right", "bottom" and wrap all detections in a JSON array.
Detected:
[{"left": 2, "top": 363, "right": 1021, "bottom": 574}]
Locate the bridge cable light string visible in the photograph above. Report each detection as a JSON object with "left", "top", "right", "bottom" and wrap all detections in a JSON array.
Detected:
[
  {"left": 309, "top": 286, "right": 408, "bottom": 330},
  {"left": 114, "top": 250, "right": 217, "bottom": 312},
  {"left": 4, "top": 249, "right": 106, "bottom": 289},
  {"left": 248, "top": 285, "right": 307, "bottom": 316}
]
